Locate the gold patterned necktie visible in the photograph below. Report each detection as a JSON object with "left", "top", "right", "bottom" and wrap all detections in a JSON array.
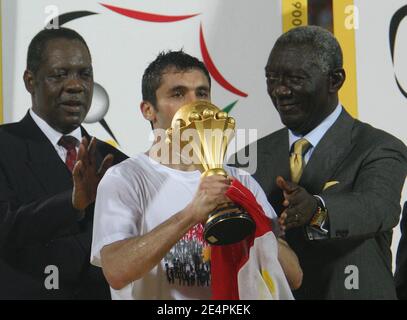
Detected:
[{"left": 290, "top": 138, "right": 311, "bottom": 183}]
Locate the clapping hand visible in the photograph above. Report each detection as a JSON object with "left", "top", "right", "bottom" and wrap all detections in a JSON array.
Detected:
[
  {"left": 72, "top": 137, "right": 114, "bottom": 210},
  {"left": 276, "top": 176, "right": 317, "bottom": 231}
]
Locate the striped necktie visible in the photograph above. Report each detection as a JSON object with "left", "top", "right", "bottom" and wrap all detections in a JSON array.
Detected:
[
  {"left": 58, "top": 135, "right": 78, "bottom": 172},
  {"left": 290, "top": 138, "right": 311, "bottom": 183}
]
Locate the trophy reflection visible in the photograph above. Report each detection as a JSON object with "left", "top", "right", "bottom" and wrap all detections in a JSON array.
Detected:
[{"left": 166, "top": 100, "right": 255, "bottom": 245}]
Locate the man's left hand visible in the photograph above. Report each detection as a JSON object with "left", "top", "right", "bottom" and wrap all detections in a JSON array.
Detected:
[
  {"left": 276, "top": 176, "right": 317, "bottom": 231},
  {"left": 72, "top": 137, "right": 114, "bottom": 210}
]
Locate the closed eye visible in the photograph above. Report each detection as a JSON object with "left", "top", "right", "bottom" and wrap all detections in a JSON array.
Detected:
[
  {"left": 288, "top": 75, "right": 304, "bottom": 81},
  {"left": 81, "top": 68, "right": 93, "bottom": 78},
  {"left": 49, "top": 69, "right": 67, "bottom": 79}
]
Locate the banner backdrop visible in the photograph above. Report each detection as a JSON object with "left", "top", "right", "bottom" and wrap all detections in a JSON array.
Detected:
[
  {"left": 1, "top": 0, "right": 407, "bottom": 270},
  {"left": 1, "top": 0, "right": 285, "bottom": 156}
]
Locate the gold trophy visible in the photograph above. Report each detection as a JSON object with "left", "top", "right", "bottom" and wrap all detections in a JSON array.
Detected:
[{"left": 166, "top": 100, "right": 255, "bottom": 245}]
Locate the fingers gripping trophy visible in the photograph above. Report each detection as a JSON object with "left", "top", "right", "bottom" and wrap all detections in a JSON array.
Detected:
[{"left": 166, "top": 100, "right": 255, "bottom": 245}]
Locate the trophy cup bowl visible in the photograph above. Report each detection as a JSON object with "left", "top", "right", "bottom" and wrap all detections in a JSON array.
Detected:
[{"left": 166, "top": 100, "right": 255, "bottom": 245}]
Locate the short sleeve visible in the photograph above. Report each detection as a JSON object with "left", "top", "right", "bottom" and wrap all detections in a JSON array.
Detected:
[{"left": 91, "top": 167, "right": 142, "bottom": 267}]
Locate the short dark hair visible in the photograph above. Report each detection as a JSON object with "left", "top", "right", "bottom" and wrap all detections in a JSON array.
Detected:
[
  {"left": 26, "top": 27, "right": 91, "bottom": 74},
  {"left": 272, "top": 25, "right": 343, "bottom": 73},
  {"left": 142, "top": 50, "right": 211, "bottom": 108}
]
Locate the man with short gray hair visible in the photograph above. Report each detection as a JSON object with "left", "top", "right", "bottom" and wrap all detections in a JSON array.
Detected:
[{"left": 232, "top": 25, "right": 407, "bottom": 299}]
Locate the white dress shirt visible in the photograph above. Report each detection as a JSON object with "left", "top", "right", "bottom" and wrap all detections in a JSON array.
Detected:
[
  {"left": 287, "top": 104, "right": 343, "bottom": 240},
  {"left": 288, "top": 104, "right": 342, "bottom": 163},
  {"left": 29, "top": 109, "right": 82, "bottom": 163}
]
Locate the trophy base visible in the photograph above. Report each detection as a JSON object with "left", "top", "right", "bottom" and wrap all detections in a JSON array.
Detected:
[{"left": 203, "top": 203, "right": 255, "bottom": 245}]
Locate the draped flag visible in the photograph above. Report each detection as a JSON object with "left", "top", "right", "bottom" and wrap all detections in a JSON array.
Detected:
[{"left": 211, "top": 179, "right": 294, "bottom": 300}]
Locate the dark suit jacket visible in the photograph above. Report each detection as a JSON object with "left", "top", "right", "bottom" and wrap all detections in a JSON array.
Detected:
[
  {"left": 395, "top": 202, "right": 407, "bottom": 299},
  {"left": 0, "top": 112, "right": 127, "bottom": 299},
  {"left": 231, "top": 109, "right": 407, "bottom": 299}
]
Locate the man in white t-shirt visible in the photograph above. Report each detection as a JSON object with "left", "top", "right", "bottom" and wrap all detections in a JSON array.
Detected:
[{"left": 90, "top": 50, "right": 302, "bottom": 299}]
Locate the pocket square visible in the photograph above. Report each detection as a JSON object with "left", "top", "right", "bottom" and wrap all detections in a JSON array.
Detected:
[{"left": 323, "top": 181, "right": 339, "bottom": 191}]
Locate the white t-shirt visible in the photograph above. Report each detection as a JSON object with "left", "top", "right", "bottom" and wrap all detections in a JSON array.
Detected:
[{"left": 91, "top": 153, "right": 278, "bottom": 300}]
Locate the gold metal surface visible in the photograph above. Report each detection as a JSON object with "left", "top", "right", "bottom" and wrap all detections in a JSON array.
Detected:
[
  {"left": 167, "top": 100, "right": 235, "bottom": 174},
  {"left": 167, "top": 100, "right": 255, "bottom": 245}
]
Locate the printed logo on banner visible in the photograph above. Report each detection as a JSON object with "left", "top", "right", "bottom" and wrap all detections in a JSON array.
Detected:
[{"left": 389, "top": 5, "right": 407, "bottom": 102}]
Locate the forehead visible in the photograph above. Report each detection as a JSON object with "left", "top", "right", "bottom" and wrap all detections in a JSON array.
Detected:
[
  {"left": 158, "top": 67, "right": 209, "bottom": 89},
  {"left": 40, "top": 38, "right": 91, "bottom": 69},
  {"left": 266, "top": 44, "right": 319, "bottom": 73}
]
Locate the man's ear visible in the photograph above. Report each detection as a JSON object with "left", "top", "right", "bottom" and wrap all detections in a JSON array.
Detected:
[
  {"left": 23, "top": 70, "right": 35, "bottom": 94},
  {"left": 140, "top": 101, "right": 157, "bottom": 123},
  {"left": 329, "top": 68, "right": 346, "bottom": 93}
]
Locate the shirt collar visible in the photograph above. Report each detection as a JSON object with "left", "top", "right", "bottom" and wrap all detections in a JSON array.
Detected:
[
  {"left": 29, "top": 108, "right": 82, "bottom": 147},
  {"left": 289, "top": 104, "right": 342, "bottom": 150}
]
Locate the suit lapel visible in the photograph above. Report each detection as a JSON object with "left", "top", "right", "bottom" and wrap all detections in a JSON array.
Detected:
[
  {"left": 21, "top": 113, "right": 73, "bottom": 195},
  {"left": 267, "top": 128, "right": 291, "bottom": 182},
  {"left": 22, "top": 114, "right": 101, "bottom": 197},
  {"left": 19, "top": 114, "right": 107, "bottom": 249},
  {"left": 299, "top": 109, "right": 356, "bottom": 194},
  {"left": 256, "top": 128, "right": 290, "bottom": 214}
]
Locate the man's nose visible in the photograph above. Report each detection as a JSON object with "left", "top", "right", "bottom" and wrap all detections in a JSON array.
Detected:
[
  {"left": 185, "top": 91, "right": 201, "bottom": 103},
  {"left": 272, "top": 84, "right": 292, "bottom": 98},
  {"left": 64, "top": 75, "right": 85, "bottom": 93}
]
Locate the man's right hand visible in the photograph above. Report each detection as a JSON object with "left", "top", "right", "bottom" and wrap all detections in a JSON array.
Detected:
[
  {"left": 186, "top": 175, "right": 232, "bottom": 224},
  {"left": 276, "top": 176, "right": 317, "bottom": 230}
]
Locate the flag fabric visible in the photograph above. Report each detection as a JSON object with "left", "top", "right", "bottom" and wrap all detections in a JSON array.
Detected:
[{"left": 211, "top": 179, "right": 294, "bottom": 300}]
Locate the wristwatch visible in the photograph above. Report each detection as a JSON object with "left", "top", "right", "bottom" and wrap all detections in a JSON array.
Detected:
[{"left": 309, "top": 196, "right": 328, "bottom": 232}]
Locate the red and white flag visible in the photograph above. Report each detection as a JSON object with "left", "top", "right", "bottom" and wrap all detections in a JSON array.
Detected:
[{"left": 211, "top": 179, "right": 294, "bottom": 300}]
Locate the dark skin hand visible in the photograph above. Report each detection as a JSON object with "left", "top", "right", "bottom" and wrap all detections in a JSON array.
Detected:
[
  {"left": 72, "top": 137, "right": 114, "bottom": 211},
  {"left": 276, "top": 176, "right": 318, "bottom": 231}
]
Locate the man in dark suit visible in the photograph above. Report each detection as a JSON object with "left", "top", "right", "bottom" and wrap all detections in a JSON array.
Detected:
[
  {"left": 395, "top": 202, "right": 407, "bottom": 299},
  {"left": 0, "top": 27, "right": 127, "bottom": 299},
  {"left": 231, "top": 26, "right": 407, "bottom": 299}
]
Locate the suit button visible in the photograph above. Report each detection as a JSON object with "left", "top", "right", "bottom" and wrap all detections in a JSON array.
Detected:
[
  {"left": 336, "top": 230, "right": 349, "bottom": 238},
  {"left": 45, "top": 240, "right": 54, "bottom": 247}
]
